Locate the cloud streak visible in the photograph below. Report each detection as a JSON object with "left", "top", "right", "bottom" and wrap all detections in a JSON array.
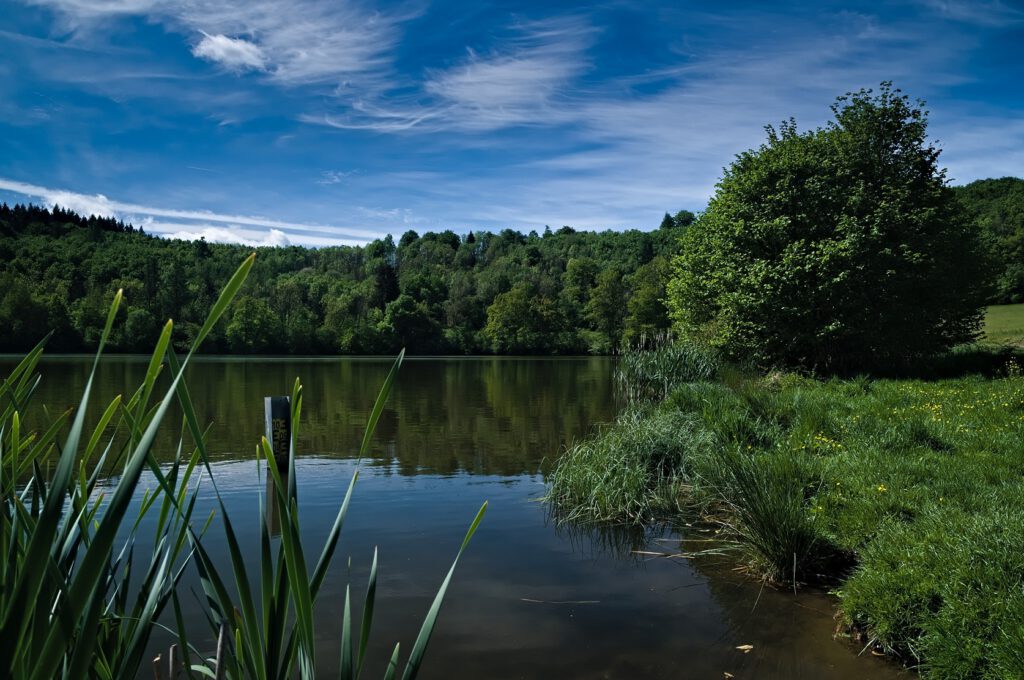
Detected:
[
  {"left": 0, "top": 177, "right": 381, "bottom": 245},
  {"left": 304, "top": 15, "right": 594, "bottom": 132}
]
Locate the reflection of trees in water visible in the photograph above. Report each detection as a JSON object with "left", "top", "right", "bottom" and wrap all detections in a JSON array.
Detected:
[{"left": 12, "top": 357, "right": 617, "bottom": 477}]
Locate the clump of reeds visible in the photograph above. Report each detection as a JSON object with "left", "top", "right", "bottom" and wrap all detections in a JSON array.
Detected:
[
  {"left": 705, "top": 448, "right": 823, "bottom": 582},
  {"left": 547, "top": 408, "right": 710, "bottom": 523},
  {"left": 615, "top": 333, "right": 720, "bottom": 403}
]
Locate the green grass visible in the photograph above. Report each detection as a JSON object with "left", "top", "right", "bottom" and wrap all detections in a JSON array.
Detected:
[
  {"left": 549, "top": 364, "right": 1024, "bottom": 677},
  {"left": 546, "top": 407, "right": 710, "bottom": 522},
  {"left": 983, "top": 303, "right": 1024, "bottom": 346}
]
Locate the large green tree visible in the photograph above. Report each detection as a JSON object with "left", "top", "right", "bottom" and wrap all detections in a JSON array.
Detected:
[
  {"left": 668, "top": 83, "right": 992, "bottom": 371},
  {"left": 226, "top": 296, "right": 281, "bottom": 353},
  {"left": 585, "top": 268, "right": 626, "bottom": 351}
]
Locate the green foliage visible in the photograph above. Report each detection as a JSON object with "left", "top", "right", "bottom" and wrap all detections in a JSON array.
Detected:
[
  {"left": 226, "top": 295, "right": 282, "bottom": 352},
  {"left": 622, "top": 256, "right": 671, "bottom": 344},
  {"left": 954, "top": 177, "right": 1024, "bottom": 303},
  {"left": 584, "top": 269, "right": 626, "bottom": 352},
  {"left": 0, "top": 203, "right": 688, "bottom": 355},
  {"left": 483, "top": 283, "right": 563, "bottom": 353},
  {"left": 668, "top": 83, "right": 993, "bottom": 371},
  {"left": 547, "top": 408, "right": 708, "bottom": 523}
]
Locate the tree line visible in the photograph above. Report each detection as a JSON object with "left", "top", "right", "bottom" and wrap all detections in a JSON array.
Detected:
[
  {"left": 0, "top": 154, "right": 1019, "bottom": 358},
  {"left": 0, "top": 203, "right": 695, "bottom": 354}
]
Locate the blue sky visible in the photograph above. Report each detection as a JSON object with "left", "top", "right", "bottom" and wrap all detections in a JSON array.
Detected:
[{"left": 1, "top": 0, "right": 1022, "bottom": 247}]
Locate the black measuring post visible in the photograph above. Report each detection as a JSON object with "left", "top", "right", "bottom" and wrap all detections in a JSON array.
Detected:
[
  {"left": 264, "top": 396, "right": 290, "bottom": 537},
  {"left": 264, "top": 396, "right": 291, "bottom": 469}
]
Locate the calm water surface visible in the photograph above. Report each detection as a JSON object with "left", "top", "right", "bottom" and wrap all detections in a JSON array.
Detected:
[{"left": 9, "top": 356, "right": 905, "bottom": 679}]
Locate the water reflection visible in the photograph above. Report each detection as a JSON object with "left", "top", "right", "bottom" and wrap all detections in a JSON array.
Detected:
[
  {"left": 3, "top": 356, "right": 906, "bottom": 679},
  {"left": 7, "top": 356, "right": 617, "bottom": 475}
]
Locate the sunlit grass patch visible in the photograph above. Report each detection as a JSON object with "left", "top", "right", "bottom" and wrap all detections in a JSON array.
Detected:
[{"left": 983, "top": 303, "right": 1024, "bottom": 347}]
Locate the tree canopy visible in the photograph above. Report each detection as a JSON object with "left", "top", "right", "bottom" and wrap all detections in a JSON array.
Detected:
[{"left": 667, "top": 83, "right": 993, "bottom": 371}]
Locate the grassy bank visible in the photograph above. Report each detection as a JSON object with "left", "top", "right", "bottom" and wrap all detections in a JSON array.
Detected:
[{"left": 549, "top": 357, "right": 1024, "bottom": 677}]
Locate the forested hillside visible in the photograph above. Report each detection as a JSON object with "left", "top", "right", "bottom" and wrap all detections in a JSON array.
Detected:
[
  {"left": 2, "top": 176, "right": 1019, "bottom": 356},
  {"left": 954, "top": 177, "right": 1024, "bottom": 303},
  {"left": 0, "top": 203, "right": 694, "bottom": 354}
]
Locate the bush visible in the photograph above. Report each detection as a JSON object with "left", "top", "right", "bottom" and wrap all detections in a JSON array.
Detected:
[
  {"left": 667, "top": 83, "right": 992, "bottom": 372},
  {"left": 709, "top": 448, "right": 827, "bottom": 582}
]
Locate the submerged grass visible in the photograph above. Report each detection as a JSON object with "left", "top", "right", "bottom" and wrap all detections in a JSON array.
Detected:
[
  {"left": 549, "top": 342, "right": 1024, "bottom": 677},
  {"left": 0, "top": 255, "right": 484, "bottom": 679}
]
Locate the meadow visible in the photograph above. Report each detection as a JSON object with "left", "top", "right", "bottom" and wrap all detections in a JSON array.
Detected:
[
  {"left": 982, "top": 304, "right": 1024, "bottom": 347},
  {"left": 548, "top": 313, "right": 1024, "bottom": 678}
]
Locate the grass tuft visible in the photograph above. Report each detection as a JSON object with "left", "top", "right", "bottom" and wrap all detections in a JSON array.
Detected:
[{"left": 615, "top": 335, "right": 720, "bottom": 403}]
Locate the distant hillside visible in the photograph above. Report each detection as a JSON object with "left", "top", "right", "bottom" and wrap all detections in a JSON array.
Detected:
[
  {"left": 0, "top": 203, "right": 693, "bottom": 355},
  {"left": 954, "top": 177, "right": 1024, "bottom": 303}
]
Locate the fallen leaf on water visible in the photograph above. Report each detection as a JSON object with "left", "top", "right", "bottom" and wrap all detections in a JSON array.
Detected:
[{"left": 736, "top": 644, "right": 754, "bottom": 653}]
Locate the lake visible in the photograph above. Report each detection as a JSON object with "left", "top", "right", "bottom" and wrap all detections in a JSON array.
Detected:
[{"left": 7, "top": 355, "right": 905, "bottom": 679}]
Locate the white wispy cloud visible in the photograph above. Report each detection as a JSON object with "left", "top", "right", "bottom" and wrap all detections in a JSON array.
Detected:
[
  {"left": 192, "top": 32, "right": 266, "bottom": 71},
  {"left": 142, "top": 221, "right": 292, "bottom": 247},
  {"left": 921, "top": 0, "right": 1024, "bottom": 25},
  {"left": 315, "top": 169, "right": 356, "bottom": 185},
  {"left": 0, "top": 177, "right": 382, "bottom": 245},
  {"left": 304, "top": 15, "right": 594, "bottom": 132},
  {"left": 424, "top": 17, "right": 594, "bottom": 130},
  {"left": 24, "top": 0, "right": 413, "bottom": 87}
]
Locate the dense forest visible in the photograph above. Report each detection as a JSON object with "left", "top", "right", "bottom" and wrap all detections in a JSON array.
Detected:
[
  {"left": 953, "top": 177, "right": 1024, "bottom": 303},
  {"left": 0, "top": 176, "right": 1020, "bottom": 355},
  {"left": 0, "top": 203, "right": 694, "bottom": 354}
]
